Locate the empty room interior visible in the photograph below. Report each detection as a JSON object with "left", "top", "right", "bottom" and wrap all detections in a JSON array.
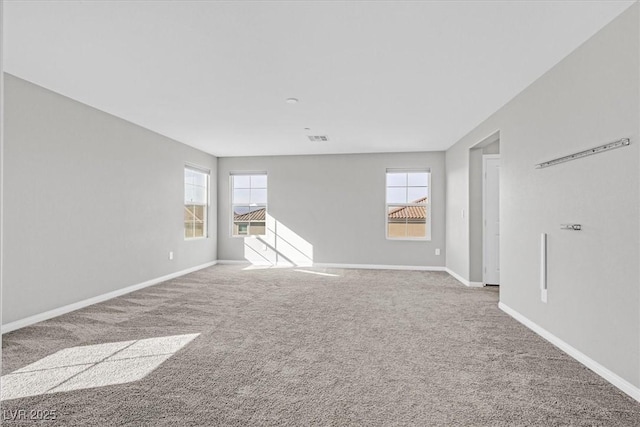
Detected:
[{"left": 1, "top": 0, "right": 640, "bottom": 425}]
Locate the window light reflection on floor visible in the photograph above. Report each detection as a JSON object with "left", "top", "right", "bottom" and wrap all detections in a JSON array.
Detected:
[
  {"left": 244, "top": 214, "right": 314, "bottom": 267},
  {"left": 0, "top": 333, "right": 200, "bottom": 401},
  {"left": 293, "top": 269, "right": 340, "bottom": 277}
]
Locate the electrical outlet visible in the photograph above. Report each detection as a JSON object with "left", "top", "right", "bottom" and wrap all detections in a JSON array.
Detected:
[
  {"left": 169, "top": 251, "right": 174, "bottom": 260},
  {"left": 435, "top": 248, "right": 441, "bottom": 256}
]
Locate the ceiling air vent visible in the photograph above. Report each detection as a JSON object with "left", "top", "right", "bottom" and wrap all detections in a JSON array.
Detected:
[{"left": 308, "top": 135, "right": 329, "bottom": 142}]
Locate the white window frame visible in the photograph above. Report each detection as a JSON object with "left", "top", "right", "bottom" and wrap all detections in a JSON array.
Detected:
[
  {"left": 230, "top": 172, "right": 268, "bottom": 238},
  {"left": 385, "top": 168, "right": 431, "bottom": 241},
  {"left": 184, "top": 164, "right": 210, "bottom": 240}
]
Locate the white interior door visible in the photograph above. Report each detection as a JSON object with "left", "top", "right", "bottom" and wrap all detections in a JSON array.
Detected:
[{"left": 483, "top": 155, "right": 500, "bottom": 285}]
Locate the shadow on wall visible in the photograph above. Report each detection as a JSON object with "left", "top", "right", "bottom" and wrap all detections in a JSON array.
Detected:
[{"left": 243, "top": 214, "right": 313, "bottom": 267}]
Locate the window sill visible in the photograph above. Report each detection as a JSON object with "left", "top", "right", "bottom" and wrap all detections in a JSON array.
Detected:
[{"left": 185, "top": 237, "right": 208, "bottom": 241}]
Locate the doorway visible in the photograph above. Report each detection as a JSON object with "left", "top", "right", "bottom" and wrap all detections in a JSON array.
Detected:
[
  {"left": 468, "top": 131, "right": 499, "bottom": 286},
  {"left": 483, "top": 155, "right": 500, "bottom": 285}
]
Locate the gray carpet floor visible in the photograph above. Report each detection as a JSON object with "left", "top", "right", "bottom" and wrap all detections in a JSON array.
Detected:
[{"left": 2, "top": 265, "right": 639, "bottom": 426}]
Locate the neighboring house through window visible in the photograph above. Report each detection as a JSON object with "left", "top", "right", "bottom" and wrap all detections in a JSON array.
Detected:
[
  {"left": 184, "top": 165, "right": 209, "bottom": 239},
  {"left": 231, "top": 173, "right": 267, "bottom": 236},
  {"left": 386, "top": 169, "right": 430, "bottom": 240}
]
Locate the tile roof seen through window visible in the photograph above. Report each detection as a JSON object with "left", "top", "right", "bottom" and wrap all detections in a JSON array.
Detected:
[
  {"left": 234, "top": 208, "right": 266, "bottom": 222},
  {"left": 233, "top": 198, "right": 427, "bottom": 222},
  {"left": 388, "top": 197, "right": 427, "bottom": 219}
]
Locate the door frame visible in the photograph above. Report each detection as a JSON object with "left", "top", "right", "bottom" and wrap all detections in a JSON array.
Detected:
[{"left": 482, "top": 154, "right": 500, "bottom": 285}]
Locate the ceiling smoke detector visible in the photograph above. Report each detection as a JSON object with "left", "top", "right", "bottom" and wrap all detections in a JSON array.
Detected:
[
  {"left": 285, "top": 98, "right": 299, "bottom": 104},
  {"left": 308, "top": 135, "right": 329, "bottom": 142}
]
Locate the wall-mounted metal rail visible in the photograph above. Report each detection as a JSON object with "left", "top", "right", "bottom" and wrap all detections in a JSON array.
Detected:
[
  {"left": 535, "top": 138, "right": 630, "bottom": 169},
  {"left": 560, "top": 224, "right": 581, "bottom": 231}
]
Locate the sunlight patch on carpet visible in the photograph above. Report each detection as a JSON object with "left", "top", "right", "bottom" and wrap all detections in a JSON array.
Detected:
[
  {"left": 293, "top": 269, "right": 340, "bottom": 277},
  {"left": 1, "top": 333, "right": 199, "bottom": 400}
]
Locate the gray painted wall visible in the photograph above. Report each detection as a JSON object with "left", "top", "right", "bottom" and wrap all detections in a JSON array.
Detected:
[
  {"left": 446, "top": 5, "right": 639, "bottom": 387},
  {"left": 218, "top": 152, "right": 445, "bottom": 266},
  {"left": 483, "top": 141, "right": 500, "bottom": 155},
  {"left": 3, "top": 74, "right": 217, "bottom": 324}
]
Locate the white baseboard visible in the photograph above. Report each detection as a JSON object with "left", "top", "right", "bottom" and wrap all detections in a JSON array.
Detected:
[
  {"left": 499, "top": 302, "right": 640, "bottom": 402},
  {"left": 314, "top": 263, "right": 446, "bottom": 272},
  {"left": 216, "top": 260, "right": 446, "bottom": 272},
  {"left": 216, "top": 260, "right": 251, "bottom": 265},
  {"left": 1, "top": 261, "right": 218, "bottom": 334},
  {"left": 445, "top": 268, "right": 484, "bottom": 287}
]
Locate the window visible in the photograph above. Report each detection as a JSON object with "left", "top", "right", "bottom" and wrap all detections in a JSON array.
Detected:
[
  {"left": 386, "top": 169, "right": 430, "bottom": 240},
  {"left": 231, "top": 173, "right": 267, "bottom": 237},
  {"left": 184, "top": 166, "right": 209, "bottom": 239}
]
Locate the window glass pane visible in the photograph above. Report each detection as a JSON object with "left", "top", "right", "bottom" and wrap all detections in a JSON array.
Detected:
[
  {"left": 185, "top": 205, "right": 206, "bottom": 238},
  {"left": 386, "top": 173, "right": 407, "bottom": 187},
  {"left": 251, "top": 175, "right": 267, "bottom": 189},
  {"left": 185, "top": 184, "right": 206, "bottom": 204},
  {"left": 248, "top": 222, "right": 266, "bottom": 236},
  {"left": 186, "top": 169, "right": 207, "bottom": 189},
  {"left": 251, "top": 188, "right": 267, "bottom": 205},
  {"left": 233, "top": 189, "right": 251, "bottom": 204},
  {"left": 192, "top": 185, "right": 207, "bottom": 204},
  {"left": 233, "top": 175, "right": 251, "bottom": 188},
  {"left": 388, "top": 205, "right": 409, "bottom": 219},
  {"left": 248, "top": 206, "right": 266, "bottom": 220},
  {"left": 184, "top": 185, "right": 195, "bottom": 203},
  {"left": 387, "top": 221, "right": 407, "bottom": 238},
  {"left": 387, "top": 187, "right": 407, "bottom": 204},
  {"left": 184, "top": 169, "right": 195, "bottom": 185},
  {"left": 233, "top": 221, "right": 249, "bottom": 236},
  {"left": 191, "top": 171, "right": 207, "bottom": 187},
  {"left": 407, "top": 187, "right": 428, "bottom": 203},
  {"left": 235, "top": 223, "right": 249, "bottom": 235},
  {"left": 233, "top": 206, "right": 251, "bottom": 218},
  {"left": 193, "top": 205, "right": 205, "bottom": 221},
  {"left": 184, "top": 205, "right": 195, "bottom": 221},
  {"left": 408, "top": 172, "right": 428, "bottom": 186},
  {"left": 407, "top": 219, "right": 426, "bottom": 238}
]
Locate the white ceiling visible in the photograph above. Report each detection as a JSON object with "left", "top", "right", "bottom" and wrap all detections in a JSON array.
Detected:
[{"left": 5, "top": 1, "right": 635, "bottom": 157}]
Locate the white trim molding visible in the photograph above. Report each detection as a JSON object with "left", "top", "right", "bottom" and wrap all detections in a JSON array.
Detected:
[
  {"left": 445, "top": 268, "right": 483, "bottom": 287},
  {"left": 218, "top": 260, "right": 447, "bottom": 272},
  {"left": 1, "top": 261, "right": 218, "bottom": 334},
  {"left": 216, "top": 260, "right": 253, "bottom": 265},
  {"left": 314, "top": 263, "right": 445, "bottom": 272},
  {"left": 499, "top": 302, "right": 640, "bottom": 403}
]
